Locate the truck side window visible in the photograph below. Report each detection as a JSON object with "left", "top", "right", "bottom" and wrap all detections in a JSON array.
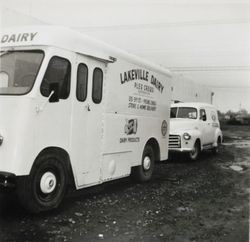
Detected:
[
  {"left": 41, "top": 56, "right": 71, "bottom": 99},
  {"left": 170, "top": 107, "right": 177, "bottom": 118},
  {"left": 92, "top": 67, "right": 103, "bottom": 104},
  {"left": 76, "top": 63, "right": 88, "bottom": 102},
  {"left": 200, "top": 109, "right": 207, "bottom": 121}
]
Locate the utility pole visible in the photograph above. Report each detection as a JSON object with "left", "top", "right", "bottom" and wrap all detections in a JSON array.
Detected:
[{"left": 211, "top": 92, "right": 214, "bottom": 104}]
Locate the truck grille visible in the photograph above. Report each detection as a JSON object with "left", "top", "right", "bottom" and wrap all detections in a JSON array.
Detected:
[{"left": 169, "top": 135, "right": 181, "bottom": 148}]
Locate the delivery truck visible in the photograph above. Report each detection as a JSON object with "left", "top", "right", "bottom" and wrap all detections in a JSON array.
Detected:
[{"left": 0, "top": 26, "right": 171, "bottom": 212}]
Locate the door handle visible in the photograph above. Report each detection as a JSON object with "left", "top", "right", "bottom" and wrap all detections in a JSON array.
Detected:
[{"left": 85, "top": 104, "right": 90, "bottom": 111}]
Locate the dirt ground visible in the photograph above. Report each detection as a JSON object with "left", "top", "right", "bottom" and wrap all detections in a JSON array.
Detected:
[{"left": 0, "top": 125, "right": 249, "bottom": 242}]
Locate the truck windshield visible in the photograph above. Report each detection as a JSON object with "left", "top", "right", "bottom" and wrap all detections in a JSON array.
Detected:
[
  {"left": 0, "top": 50, "right": 44, "bottom": 95},
  {"left": 171, "top": 107, "right": 197, "bottom": 119}
]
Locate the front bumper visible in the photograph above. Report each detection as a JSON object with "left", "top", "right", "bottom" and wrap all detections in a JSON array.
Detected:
[
  {"left": 0, "top": 172, "right": 16, "bottom": 192},
  {"left": 169, "top": 147, "right": 193, "bottom": 153}
]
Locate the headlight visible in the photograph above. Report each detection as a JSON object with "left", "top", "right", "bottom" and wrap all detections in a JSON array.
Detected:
[
  {"left": 0, "top": 134, "right": 3, "bottom": 146},
  {"left": 183, "top": 133, "right": 191, "bottom": 140}
]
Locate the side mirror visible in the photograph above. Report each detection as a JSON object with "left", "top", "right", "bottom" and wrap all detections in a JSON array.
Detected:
[{"left": 49, "top": 82, "right": 59, "bottom": 103}]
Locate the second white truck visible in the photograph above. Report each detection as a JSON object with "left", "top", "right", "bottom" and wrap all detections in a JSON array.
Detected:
[{"left": 169, "top": 102, "right": 223, "bottom": 160}]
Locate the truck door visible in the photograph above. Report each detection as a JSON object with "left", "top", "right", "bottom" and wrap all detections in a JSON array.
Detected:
[
  {"left": 199, "top": 108, "right": 213, "bottom": 146},
  {"left": 70, "top": 54, "right": 106, "bottom": 187},
  {"left": 207, "top": 108, "right": 219, "bottom": 143}
]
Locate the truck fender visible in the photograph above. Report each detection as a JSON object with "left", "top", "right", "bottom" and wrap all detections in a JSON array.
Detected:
[
  {"left": 186, "top": 129, "right": 202, "bottom": 150},
  {"left": 214, "top": 129, "right": 223, "bottom": 146}
]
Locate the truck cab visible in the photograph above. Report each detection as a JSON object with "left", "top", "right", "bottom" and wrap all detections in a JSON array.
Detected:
[{"left": 169, "top": 102, "right": 223, "bottom": 160}]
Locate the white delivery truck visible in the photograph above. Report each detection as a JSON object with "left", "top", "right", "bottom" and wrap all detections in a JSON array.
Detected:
[
  {"left": 169, "top": 102, "right": 223, "bottom": 160},
  {"left": 0, "top": 26, "right": 171, "bottom": 212}
]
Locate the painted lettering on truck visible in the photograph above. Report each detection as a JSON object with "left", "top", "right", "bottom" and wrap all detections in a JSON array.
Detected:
[
  {"left": 120, "top": 69, "right": 164, "bottom": 93},
  {"left": 1, "top": 32, "right": 38, "bottom": 43}
]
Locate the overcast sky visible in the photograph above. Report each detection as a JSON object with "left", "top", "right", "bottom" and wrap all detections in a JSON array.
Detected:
[{"left": 1, "top": 0, "right": 250, "bottom": 112}]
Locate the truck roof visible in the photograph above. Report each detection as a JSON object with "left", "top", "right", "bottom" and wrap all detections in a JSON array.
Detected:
[
  {"left": 1, "top": 25, "right": 171, "bottom": 78},
  {"left": 171, "top": 102, "right": 217, "bottom": 109}
]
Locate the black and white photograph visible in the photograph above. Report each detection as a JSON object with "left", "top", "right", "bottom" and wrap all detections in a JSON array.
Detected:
[{"left": 0, "top": 0, "right": 249, "bottom": 241}]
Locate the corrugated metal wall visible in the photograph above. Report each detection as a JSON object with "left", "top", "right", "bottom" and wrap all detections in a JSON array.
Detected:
[{"left": 171, "top": 74, "right": 213, "bottom": 104}]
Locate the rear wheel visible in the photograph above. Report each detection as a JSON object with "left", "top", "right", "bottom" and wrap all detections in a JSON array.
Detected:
[
  {"left": 131, "top": 145, "right": 155, "bottom": 182},
  {"left": 188, "top": 140, "right": 200, "bottom": 161},
  {"left": 17, "top": 153, "right": 68, "bottom": 213},
  {"left": 212, "top": 137, "right": 221, "bottom": 154}
]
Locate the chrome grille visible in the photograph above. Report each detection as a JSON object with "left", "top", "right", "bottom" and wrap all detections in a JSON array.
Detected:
[{"left": 169, "top": 135, "right": 181, "bottom": 148}]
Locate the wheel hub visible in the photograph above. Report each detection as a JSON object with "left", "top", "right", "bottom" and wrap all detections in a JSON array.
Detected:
[
  {"left": 40, "top": 172, "right": 57, "bottom": 194},
  {"left": 143, "top": 156, "right": 151, "bottom": 170}
]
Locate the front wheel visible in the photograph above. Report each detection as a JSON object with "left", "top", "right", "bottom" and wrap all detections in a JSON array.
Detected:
[
  {"left": 131, "top": 145, "right": 155, "bottom": 182},
  {"left": 188, "top": 140, "right": 200, "bottom": 161},
  {"left": 17, "top": 153, "right": 68, "bottom": 213}
]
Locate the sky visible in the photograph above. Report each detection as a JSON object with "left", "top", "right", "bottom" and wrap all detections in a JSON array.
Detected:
[{"left": 1, "top": 0, "right": 250, "bottom": 112}]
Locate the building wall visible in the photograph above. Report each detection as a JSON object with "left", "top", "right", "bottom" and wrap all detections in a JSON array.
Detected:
[{"left": 171, "top": 74, "right": 213, "bottom": 104}]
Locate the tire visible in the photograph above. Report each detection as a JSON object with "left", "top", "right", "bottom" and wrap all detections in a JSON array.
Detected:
[
  {"left": 212, "top": 137, "right": 221, "bottom": 154},
  {"left": 131, "top": 145, "right": 155, "bottom": 182},
  {"left": 188, "top": 140, "right": 200, "bottom": 161},
  {"left": 17, "top": 153, "right": 68, "bottom": 213}
]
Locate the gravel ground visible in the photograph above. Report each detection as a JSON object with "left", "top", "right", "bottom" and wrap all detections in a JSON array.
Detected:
[{"left": 0, "top": 125, "right": 249, "bottom": 242}]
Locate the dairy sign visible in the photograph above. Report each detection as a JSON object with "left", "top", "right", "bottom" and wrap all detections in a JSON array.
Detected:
[
  {"left": 120, "top": 69, "right": 164, "bottom": 93},
  {"left": 1, "top": 32, "right": 38, "bottom": 44},
  {"left": 120, "top": 69, "right": 165, "bottom": 112}
]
